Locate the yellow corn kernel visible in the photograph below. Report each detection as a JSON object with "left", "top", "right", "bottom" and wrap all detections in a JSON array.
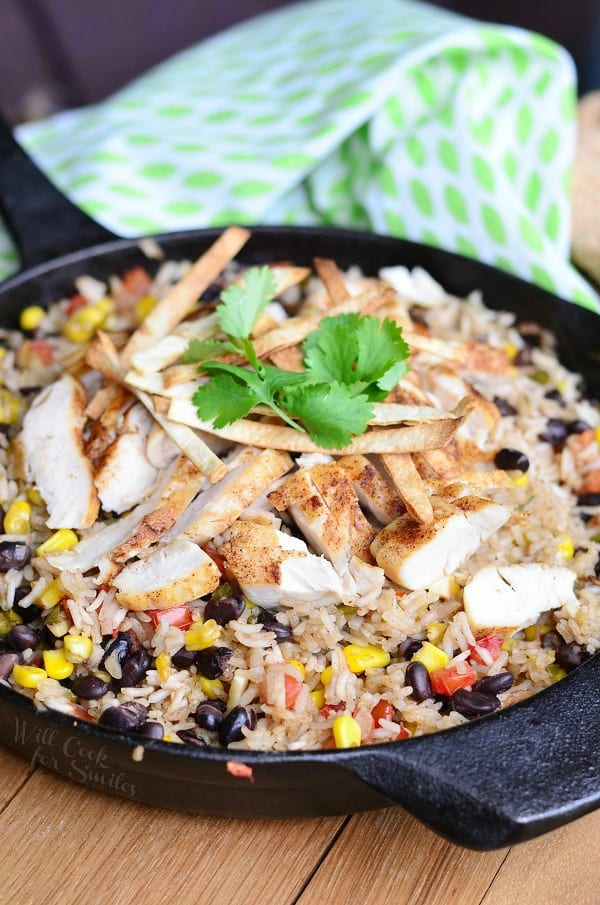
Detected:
[
  {"left": 37, "top": 529, "right": 79, "bottom": 556},
  {"left": 162, "top": 735, "right": 177, "bottom": 743},
  {"left": 134, "top": 294, "right": 157, "bottom": 324},
  {"left": 0, "top": 348, "right": 5, "bottom": 362},
  {"left": 62, "top": 319, "right": 93, "bottom": 344},
  {"left": 243, "top": 595, "right": 254, "bottom": 610},
  {"left": 547, "top": 664, "right": 567, "bottom": 683},
  {"left": 513, "top": 473, "right": 530, "bottom": 487},
  {"left": 12, "top": 663, "right": 47, "bottom": 688},
  {"left": 333, "top": 713, "right": 362, "bottom": 749},
  {"left": 37, "top": 579, "right": 64, "bottom": 609},
  {"left": 198, "top": 676, "right": 224, "bottom": 700},
  {"left": 411, "top": 641, "right": 450, "bottom": 673},
  {"left": 557, "top": 534, "right": 574, "bottom": 560},
  {"left": 0, "top": 389, "right": 21, "bottom": 425},
  {"left": 95, "top": 298, "right": 114, "bottom": 315},
  {"left": 226, "top": 673, "right": 248, "bottom": 710},
  {"left": 287, "top": 659, "right": 306, "bottom": 677},
  {"left": 19, "top": 306, "right": 45, "bottom": 331},
  {"left": 184, "top": 619, "right": 221, "bottom": 651},
  {"left": 63, "top": 634, "right": 93, "bottom": 663},
  {"left": 595, "top": 427, "right": 600, "bottom": 446},
  {"left": 503, "top": 342, "right": 518, "bottom": 360},
  {"left": 524, "top": 624, "right": 539, "bottom": 642},
  {"left": 43, "top": 648, "right": 74, "bottom": 680},
  {"left": 426, "top": 622, "right": 446, "bottom": 645},
  {"left": 75, "top": 305, "right": 107, "bottom": 329},
  {"left": 343, "top": 644, "right": 391, "bottom": 674},
  {"left": 0, "top": 609, "right": 21, "bottom": 639},
  {"left": 27, "top": 487, "right": 44, "bottom": 506},
  {"left": 3, "top": 500, "right": 31, "bottom": 535},
  {"left": 310, "top": 687, "right": 325, "bottom": 709},
  {"left": 320, "top": 665, "right": 333, "bottom": 686},
  {"left": 93, "top": 669, "right": 112, "bottom": 684},
  {"left": 155, "top": 652, "right": 171, "bottom": 683},
  {"left": 502, "top": 635, "right": 515, "bottom": 652}
]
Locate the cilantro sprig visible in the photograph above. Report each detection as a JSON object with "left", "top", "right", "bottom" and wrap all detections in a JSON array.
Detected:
[{"left": 185, "top": 266, "right": 410, "bottom": 449}]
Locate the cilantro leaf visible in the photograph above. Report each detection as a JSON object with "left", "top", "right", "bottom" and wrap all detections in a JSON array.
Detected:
[
  {"left": 354, "top": 316, "right": 410, "bottom": 390},
  {"left": 192, "top": 374, "right": 257, "bottom": 427},
  {"left": 217, "top": 266, "right": 277, "bottom": 339},
  {"left": 283, "top": 382, "right": 373, "bottom": 449},
  {"left": 183, "top": 337, "right": 239, "bottom": 364},
  {"left": 303, "top": 313, "right": 361, "bottom": 385},
  {"left": 199, "top": 361, "right": 308, "bottom": 430}
]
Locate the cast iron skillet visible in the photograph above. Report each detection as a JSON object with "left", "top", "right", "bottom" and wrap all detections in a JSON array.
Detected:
[{"left": 0, "top": 119, "right": 598, "bottom": 850}]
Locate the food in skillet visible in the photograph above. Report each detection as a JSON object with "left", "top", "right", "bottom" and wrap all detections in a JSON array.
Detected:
[{"left": 0, "top": 227, "right": 598, "bottom": 750}]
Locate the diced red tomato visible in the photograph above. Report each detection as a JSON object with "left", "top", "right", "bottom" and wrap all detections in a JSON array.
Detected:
[
  {"left": 122, "top": 266, "right": 152, "bottom": 298},
  {"left": 284, "top": 675, "right": 303, "bottom": 709},
  {"left": 67, "top": 293, "right": 87, "bottom": 316},
  {"left": 148, "top": 606, "right": 193, "bottom": 630},
  {"left": 319, "top": 702, "right": 345, "bottom": 718},
  {"left": 352, "top": 705, "right": 375, "bottom": 743},
  {"left": 469, "top": 633, "right": 503, "bottom": 665},
  {"left": 371, "top": 700, "right": 394, "bottom": 727},
  {"left": 29, "top": 339, "right": 54, "bottom": 367},
  {"left": 396, "top": 724, "right": 411, "bottom": 741},
  {"left": 430, "top": 663, "right": 477, "bottom": 696}
]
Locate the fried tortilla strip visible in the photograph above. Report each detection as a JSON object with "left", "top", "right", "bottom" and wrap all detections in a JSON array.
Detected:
[
  {"left": 153, "top": 395, "right": 170, "bottom": 414},
  {"left": 427, "top": 469, "right": 516, "bottom": 498},
  {"left": 416, "top": 440, "right": 464, "bottom": 479},
  {"left": 120, "top": 226, "right": 250, "bottom": 367},
  {"left": 129, "top": 312, "right": 219, "bottom": 375},
  {"left": 337, "top": 455, "right": 404, "bottom": 524},
  {"left": 84, "top": 385, "right": 134, "bottom": 462},
  {"left": 368, "top": 402, "right": 460, "bottom": 425},
  {"left": 269, "top": 347, "right": 305, "bottom": 371},
  {"left": 85, "top": 382, "right": 119, "bottom": 420},
  {"left": 110, "top": 455, "right": 206, "bottom": 562},
  {"left": 313, "top": 258, "right": 350, "bottom": 305},
  {"left": 380, "top": 452, "right": 433, "bottom": 524},
  {"left": 167, "top": 397, "right": 472, "bottom": 455},
  {"left": 86, "top": 334, "right": 226, "bottom": 482},
  {"left": 402, "top": 330, "right": 511, "bottom": 374}
]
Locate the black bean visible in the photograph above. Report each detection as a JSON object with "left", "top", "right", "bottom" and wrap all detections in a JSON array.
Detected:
[
  {"left": 556, "top": 642, "right": 590, "bottom": 671},
  {"left": 257, "top": 610, "right": 292, "bottom": 641},
  {"left": 119, "top": 648, "right": 152, "bottom": 687},
  {"left": 580, "top": 512, "right": 592, "bottom": 524},
  {"left": 71, "top": 675, "right": 110, "bottom": 700},
  {"left": 7, "top": 624, "right": 40, "bottom": 652},
  {"left": 568, "top": 419, "right": 591, "bottom": 435},
  {"left": 518, "top": 326, "right": 542, "bottom": 348},
  {"left": 538, "top": 418, "right": 569, "bottom": 447},
  {"left": 405, "top": 661, "right": 432, "bottom": 702},
  {"left": 203, "top": 595, "right": 245, "bottom": 626},
  {"left": 12, "top": 587, "right": 38, "bottom": 624},
  {"left": 451, "top": 689, "right": 500, "bottom": 718},
  {"left": 544, "top": 388, "right": 564, "bottom": 404},
  {"left": 0, "top": 542, "right": 31, "bottom": 572},
  {"left": 577, "top": 493, "right": 600, "bottom": 508},
  {"left": 514, "top": 347, "right": 532, "bottom": 367},
  {"left": 99, "top": 702, "right": 148, "bottom": 732},
  {"left": 493, "top": 396, "right": 517, "bottom": 417},
  {"left": 171, "top": 647, "right": 197, "bottom": 670},
  {"left": 397, "top": 637, "right": 422, "bottom": 660},
  {"left": 101, "top": 633, "right": 132, "bottom": 678},
  {"left": 0, "top": 652, "right": 20, "bottom": 680},
  {"left": 218, "top": 705, "right": 257, "bottom": 747},
  {"left": 195, "top": 702, "right": 226, "bottom": 731},
  {"left": 177, "top": 729, "right": 207, "bottom": 748},
  {"left": 494, "top": 448, "right": 530, "bottom": 472},
  {"left": 541, "top": 630, "right": 563, "bottom": 651},
  {"left": 473, "top": 672, "right": 514, "bottom": 695},
  {"left": 194, "top": 646, "right": 233, "bottom": 679},
  {"left": 595, "top": 556, "right": 600, "bottom": 579},
  {"left": 137, "top": 721, "right": 164, "bottom": 740}
]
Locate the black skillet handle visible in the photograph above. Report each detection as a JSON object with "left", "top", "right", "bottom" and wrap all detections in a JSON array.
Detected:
[
  {"left": 0, "top": 115, "right": 116, "bottom": 271},
  {"left": 343, "top": 656, "right": 600, "bottom": 849}
]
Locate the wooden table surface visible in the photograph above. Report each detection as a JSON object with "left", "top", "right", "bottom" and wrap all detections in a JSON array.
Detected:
[{"left": 2, "top": 743, "right": 598, "bottom": 905}]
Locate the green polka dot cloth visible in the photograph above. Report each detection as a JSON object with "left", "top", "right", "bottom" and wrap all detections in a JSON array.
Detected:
[{"left": 1, "top": 0, "right": 598, "bottom": 309}]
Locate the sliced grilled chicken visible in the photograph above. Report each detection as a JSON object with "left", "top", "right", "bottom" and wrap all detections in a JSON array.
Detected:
[
  {"left": 111, "top": 539, "right": 220, "bottom": 610},
  {"left": 94, "top": 403, "right": 158, "bottom": 514},
  {"left": 268, "top": 463, "right": 375, "bottom": 570},
  {"left": 145, "top": 421, "right": 180, "bottom": 469},
  {"left": 370, "top": 497, "right": 510, "bottom": 590},
  {"left": 178, "top": 447, "right": 293, "bottom": 545},
  {"left": 464, "top": 564, "right": 578, "bottom": 634},
  {"left": 417, "top": 364, "right": 499, "bottom": 451},
  {"left": 222, "top": 520, "right": 352, "bottom": 608},
  {"left": 337, "top": 455, "right": 404, "bottom": 524},
  {"left": 20, "top": 375, "right": 99, "bottom": 529}
]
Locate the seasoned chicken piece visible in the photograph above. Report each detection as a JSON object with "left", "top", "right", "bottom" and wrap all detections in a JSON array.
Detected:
[
  {"left": 464, "top": 564, "right": 578, "bottom": 635},
  {"left": 94, "top": 403, "right": 158, "bottom": 514},
  {"left": 222, "top": 521, "right": 353, "bottom": 608},
  {"left": 337, "top": 455, "right": 404, "bottom": 524},
  {"left": 268, "top": 463, "right": 375, "bottom": 570},
  {"left": 85, "top": 385, "right": 134, "bottom": 462},
  {"left": 145, "top": 422, "right": 180, "bottom": 469},
  {"left": 417, "top": 364, "right": 499, "bottom": 450},
  {"left": 176, "top": 447, "right": 292, "bottom": 544},
  {"left": 20, "top": 375, "right": 99, "bottom": 529},
  {"left": 370, "top": 497, "right": 510, "bottom": 590},
  {"left": 111, "top": 539, "right": 220, "bottom": 610}
]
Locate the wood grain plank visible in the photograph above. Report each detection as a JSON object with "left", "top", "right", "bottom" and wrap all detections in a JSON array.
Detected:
[
  {"left": 480, "top": 809, "right": 600, "bottom": 905},
  {"left": 295, "top": 808, "right": 508, "bottom": 905},
  {"left": 1, "top": 767, "right": 343, "bottom": 905},
  {"left": 0, "top": 746, "right": 35, "bottom": 811}
]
